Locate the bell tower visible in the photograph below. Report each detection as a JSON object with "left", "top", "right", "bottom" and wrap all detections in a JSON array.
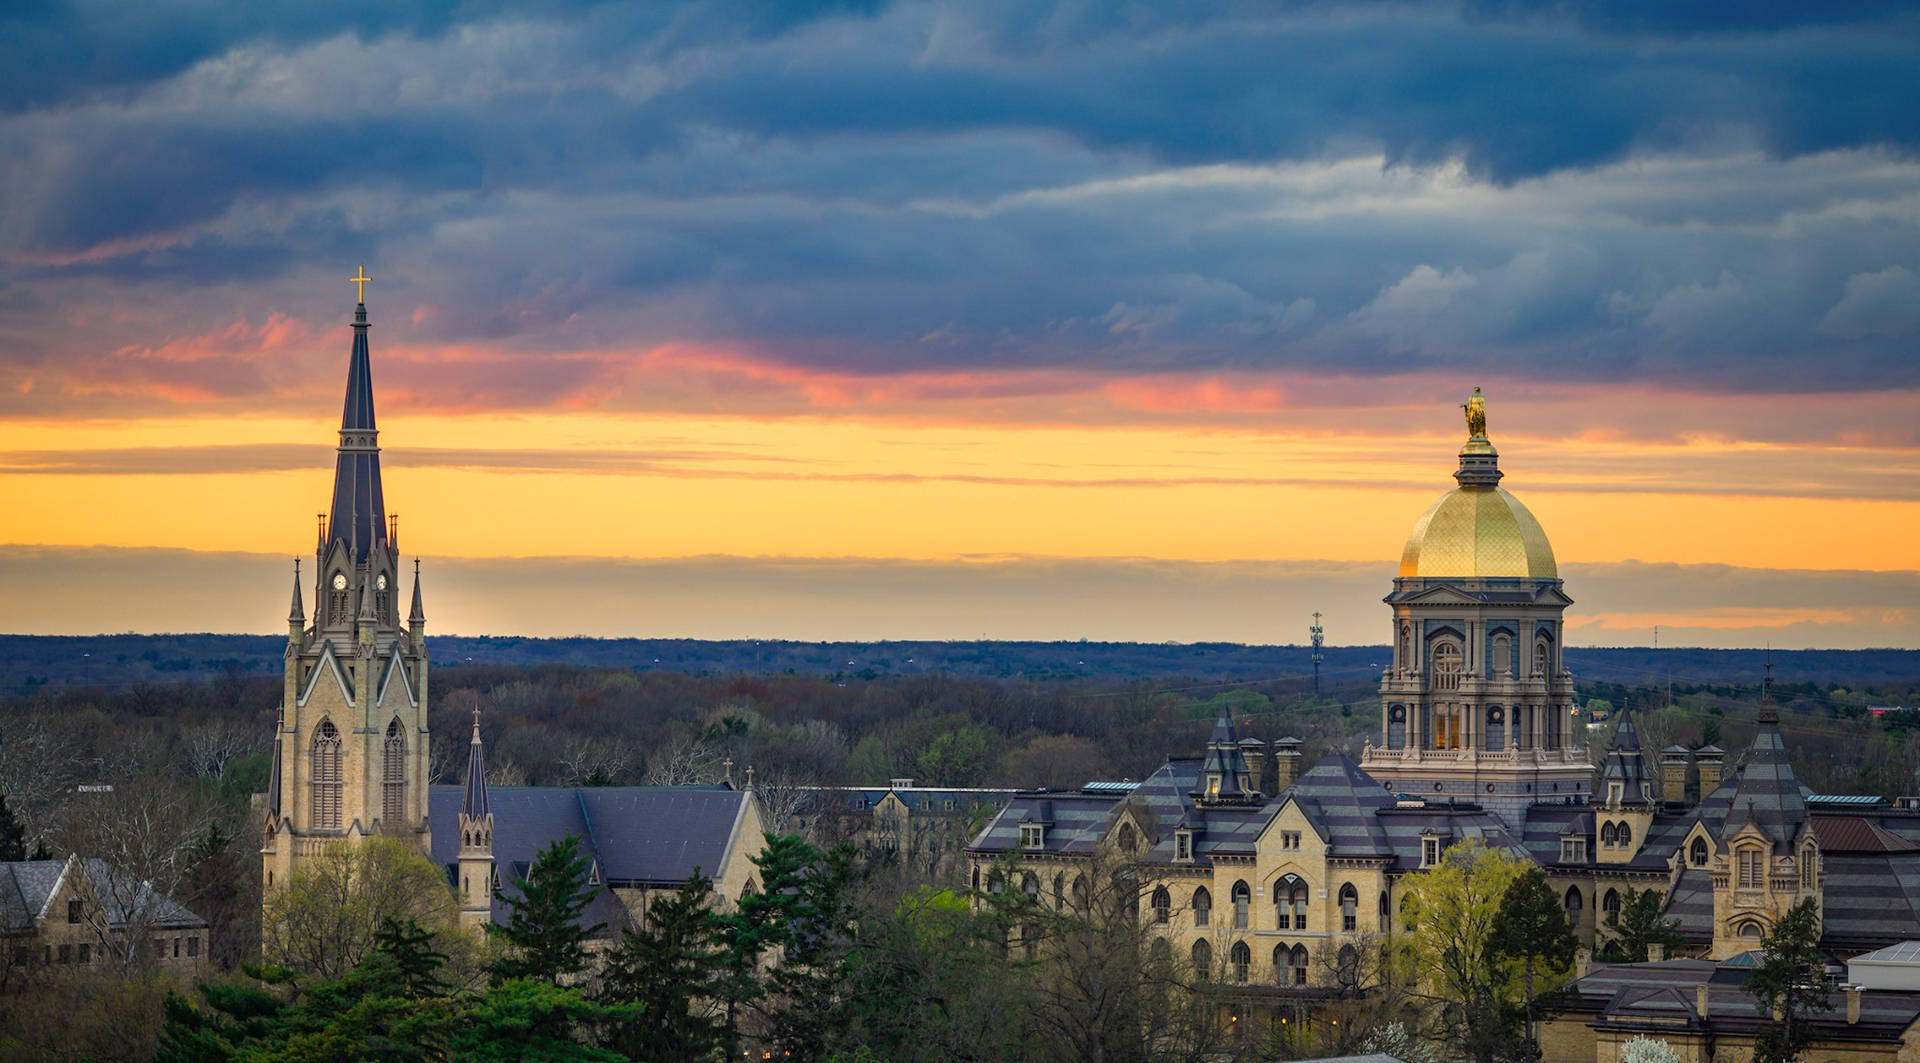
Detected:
[{"left": 264, "top": 272, "right": 432, "bottom": 892}]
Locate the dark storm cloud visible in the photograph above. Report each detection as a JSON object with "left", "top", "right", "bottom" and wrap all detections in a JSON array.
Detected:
[{"left": 3, "top": 1, "right": 1918, "bottom": 401}]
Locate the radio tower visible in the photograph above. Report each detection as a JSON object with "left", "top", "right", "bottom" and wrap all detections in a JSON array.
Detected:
[{"left": 1309, "top": 612, "right": 1325, "bottom": 696}]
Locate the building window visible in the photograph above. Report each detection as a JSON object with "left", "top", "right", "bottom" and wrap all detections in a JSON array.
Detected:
[
  {"left": 1738, "top": 846, "right": 1763, "bottom": 890},
  {"left": 1193, "top": 887, "right": 1212, "bottom": 928},
  {"left": 1421, "top": 836, "right": 1440, "bottom": 868},
  {"left": 311, "top": 720, "right": 343, "bottom": 831},
  {"left": 1603, "top": 889, "right": 1621, "bottom": 922},
  {"left": 1339, "top": 883, "right": 1358, "bottom": 932},
  {"left": 77, "top": 943, "right": 90, "bottom": 964},
  {"left": 1232, "top": 881, "right": 1251, "bottom": 929},
  {"left": 67, "top": 900, "right": 81, "bottom": 924},
  {"left": 1617, "top": 823, "right": 1632, "bottom": 849},
  {"left": 1535, "top": 640, "right": 1551, "bottom": 679},
  {"left": 1432, "top": 641, "right": 1463, "bottom": 692},
  {"left": 1281, "top": 831, "right": 1301, "bottom": 850},
  {"left": 1690, "top": 836, "right": 1710, "bottom": 867},
  {"left": 1071, "top": 875, "right": 1089, "bottom": 911},
  {"left": 1564, "top": 886, "right": 1583, "bottom": 924},
  {"left": 1561, "top": 838, "right": 1586, "bottom": 863},
  {"left": 1175, "top": 830, "right": 1193, "bottom": 862},
  {"left": 58, "top": 944, "right": 71, "bottom": 965},
  {"left": 1192, "top": 939, "right": 1213, "bottom": 979},
  {"left": 186, "top": 936, "right": 198, "bottom": 958},
  {"left": 1229, "top": 941, "right": 1251, "bottom": 983},
  {"left": 1601, "top": 822, "right": 1618, "bottom": 847},
  {"left": 1020, "top": 824, "right": 1044, "bottom": 849},
  {"left": 1492, "top": 634, "right": 1512, "bottom": 676},
  {"left": 1337, "top": 944, "right": 1359, "bottom": 987},
  {"left": 383, "top": 719, "right": 407, "bottom": 825},
  {"left": 1151, "top": 887, "right": 1171, "bottom": 925},
  {"left": 1290, "top": 944, "right": 1310, "bottom": 986}
]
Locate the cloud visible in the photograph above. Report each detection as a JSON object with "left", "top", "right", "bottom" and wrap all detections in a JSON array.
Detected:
[
  {"left": 1819, "top": 265, "right": 1920, "bottom": 338},
  {"left": 2, "top": 545, "right": 1913, "bottom": 648}
]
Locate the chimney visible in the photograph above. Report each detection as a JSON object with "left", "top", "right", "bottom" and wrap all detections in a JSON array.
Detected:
[
  {"left": 1575, "top": 947, "right": 1591, "bottom": 979},
  {"left": 1239, "top": 739, "right": 1266, "bottom": 793},
  {"left": 1660, "top": 747, "right": 1692, "bottom": 805},
  {"left": 1848, "top": 985, "right": 1862, "bottom": 1025},
  {"left": 1273, "top": 737, "right": 1304, "bottom": 793},
  {"left": 1648, "top": 942, "right": 1666, "bottom": 962},
  {"left": 1696, "top": 746, "right": 1726, "bottom": 797},
  {"left": 1695, "top": 985, "right": 1710, "bottom": 1019}
]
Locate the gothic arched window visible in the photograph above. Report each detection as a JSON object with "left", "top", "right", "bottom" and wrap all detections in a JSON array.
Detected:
[
  {"left": 1151, "top": 887, "right": 1171, "bottom": 925},
  {"left": 1801, "top": 844, "right": 1817, "bottom": 890},
  {"left": 1564, "top": 886, "right": 1583, "bottom": 924},
  {"left": 1337, "top": 944, "right": 1360, "bottom": 987},
  {"left": 1290, "top": 944, "right": 1310, "bottom": 986},
  {"left": 1339, "top": 883, "right": 1359, "bottom": 932},
  {"left": 383, "top": 719, "right": 406, "bottom": 825},
  {"left": 1432, "top": 642, "right": 1463, "bottom": 692},
  {"left": 1275, "top": 875, "right": 1307, "bottom": 930},
  {"left": 1071, "top": 874, "right": 1089, "bottom": 912},
  {"left": 1690, "top": 836, "right": 1710, "bottom": 867},
  {"left": 1617, "top": 823, "right": 1633, "bottom": 849},
  {"left": 1191, "top": 939, "right": 1212, "bottom": 980},
  {"left": 1534, "top": 639, "right": 1551, "bottom": 679},
  {"left": 311, "top": 720, "right": 342, "bottom": 831},
  {"left": 1738, "top": 846, "right": 1764, "bottom": 890},
  {"left": 1602, "top": 889, "right": 1621, "bottom": 922},
  {"left": 1192, "top": 887, "right": 1212, "bottom": 929},
  {"left": 1229, "top": 941, "right": 1251, "bottom": 983},
  {"left": 1020, "top": 873, "right": 1039, "bottom": 899},
  {"left": 1601, "top": 822, "right": 1618, "bottom": 847},
  {"left": 1231, "top": 880, "right": 1251, "bottom": 929}
]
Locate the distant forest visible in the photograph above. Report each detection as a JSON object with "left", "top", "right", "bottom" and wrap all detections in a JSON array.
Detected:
[{"left": 5, "top": 633, "right": 1918, "bottom": 695}]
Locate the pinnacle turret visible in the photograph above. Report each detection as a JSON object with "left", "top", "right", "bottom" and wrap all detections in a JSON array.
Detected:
[
  {"left": 288, "top": 560, "right": 305, "bottom": 624},
  {"left": 462, "top": 710, "right": 490, "bottom": 820},
  {"left": 409, "top": 559, "right": 426, "bottom": 625}
]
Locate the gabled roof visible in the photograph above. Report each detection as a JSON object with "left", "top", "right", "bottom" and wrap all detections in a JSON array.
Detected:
[{"left": 0, "top": 858, "right": 205, "bottom": 934}]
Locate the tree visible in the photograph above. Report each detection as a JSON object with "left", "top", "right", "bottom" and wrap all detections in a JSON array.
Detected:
[
  {"left": 1397, "top": 839, "right": 1533, "bottom": 1063},
  {"left": 714, "top": 833, "right": 818, "bottom": 1057},
  {"left": 490, "top": 833, "right": 603, "bottom": 985},
  {"left": 597, "top": 872, "right": 727, "bottom": 1063},
  {"left": 372, "top": 917, "right": 450, "bottom": 999},
  {"left": 1487, "top": 865, "right": 1577, "bottom": 1044},
  {"left": 0, "top": 794, "right": 25, "bottom": 861},
  {"left": 263, "top": 836, "right": 457, "bottom": 980},
  {"left": 1597, "top": 887, "right": 1686, "bottom": 964},
  {"left": 1744, "top": 898, "right": 1833, "bottom": 1063}
]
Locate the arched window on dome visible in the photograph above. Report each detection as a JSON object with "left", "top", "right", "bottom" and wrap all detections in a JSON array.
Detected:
[
  {"left": 1433, "top": 642, "right": 1463, "bottom": 692},
  {"left": 1534, "top": 639, "right": 1551, "bottom": 680}
]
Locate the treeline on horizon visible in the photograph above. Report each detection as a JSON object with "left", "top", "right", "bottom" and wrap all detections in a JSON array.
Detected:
[{"left": 5, "top": 633, "right": 1918, "bottom": 696}]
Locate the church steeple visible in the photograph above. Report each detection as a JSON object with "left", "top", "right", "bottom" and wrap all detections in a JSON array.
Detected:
[
  {"left": 457, "top": 709, "right": 495, "bottom": 929},
  {"left": 327, "top": 290, "right": 387, "bottom": 563},
  {"left": 287, "top": 560, "right": 305, "bottom": 630}
]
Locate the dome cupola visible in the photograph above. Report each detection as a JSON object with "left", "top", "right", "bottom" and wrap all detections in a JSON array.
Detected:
[{"left": 1397, "top": 388, "right": 1557, "bottom": 580}]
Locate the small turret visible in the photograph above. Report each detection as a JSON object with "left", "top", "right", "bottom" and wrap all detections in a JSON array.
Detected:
[
  {"left": 457, "top": 709, "right": 495, "bottom": 930},
  {"left": 408, "top": 559, "right": 426, "bottom": 649},
  {"left": 287, "top": 560, "right": 305, "bottom": 649},
  {"left": 356, "top": 578, "right": 376, "bottom": 649}
]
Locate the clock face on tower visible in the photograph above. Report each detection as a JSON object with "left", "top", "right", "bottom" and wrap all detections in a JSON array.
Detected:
[
  {"left": 332, "top": 573, "right": 348, "bottom": 591},
  {"left": 376, "top": 574, "right": 387, "bottom": 591}
]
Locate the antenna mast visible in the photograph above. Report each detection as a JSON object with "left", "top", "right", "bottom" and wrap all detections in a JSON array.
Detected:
[{"left": 1309, "top": 612, "right": 1325, "bottom": 697}]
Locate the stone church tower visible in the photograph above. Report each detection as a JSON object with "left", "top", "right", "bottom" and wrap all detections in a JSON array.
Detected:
[
  {"left": 1359, "top": 389, "right": 1589, "bottom": 831},
  {"left": 263, "top": 285, "right": 431, "bottom": 891}
]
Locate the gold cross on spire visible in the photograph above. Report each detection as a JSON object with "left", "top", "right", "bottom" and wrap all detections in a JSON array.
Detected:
[{"left": 350, "top": 266, "right": 372, "bottom": 303}]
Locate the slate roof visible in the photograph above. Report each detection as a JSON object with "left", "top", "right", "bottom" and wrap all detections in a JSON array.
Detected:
[
  {"left": 0, "top": 858, "right": 204, "bottom": 934},
  {"left": 327, "top": 301, "right": 388, "bottom": 562},
  {"left": 1698, "top": 712, "right": 1809, "bottom": 853},
  {"left": 427, "top": 784, "right": 752, "bottom": 930},
  {"left": 1567, "top": 959, "right": 1920, "bottom": 1041}
]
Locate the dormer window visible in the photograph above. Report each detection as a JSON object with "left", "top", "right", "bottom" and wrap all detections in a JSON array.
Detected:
[
  {"left": 1175, "top": 830, "right": 1194, "bottom": 862},
  {"left": 1608, "top": 782, "right": 1623, "bottom": 806},
  {"left": 1421, "top": 835, "right": 1440, "bottom": 868},
  {"left": 1020, "top": 824, "right": 1044, "bottom": 850},
  {"left": 1561, "top": 838, "right": 1586, "bottom": 864}
]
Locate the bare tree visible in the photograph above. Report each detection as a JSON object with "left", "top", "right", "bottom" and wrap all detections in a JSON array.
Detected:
[
  {"left": 184, "top": 718, "right": 262, "bottom": 781},
  {"left": 557, "top": 734, "right": 636, "bottom": 787},
  {"left": 0, "top": 712, "right": 79, "bottom": 843},
  {"left": 748, "top": 765, "right": 816, "bottom": 838},
  {"left": 645, "top": 731, "right": 725, "bottom": 786},
  {"left": 56, "top": 775, "right": 221, "bottom": 971}
]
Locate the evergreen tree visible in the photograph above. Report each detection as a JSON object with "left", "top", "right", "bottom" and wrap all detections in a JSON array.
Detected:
[
  {"left": 1598, "top": 887, "right": 1688, "bottom": 963},
  {"left": 1745, "top": 898, "right": 1833, "bottom": 1063},
  {"left": 1486, "top": 865, "right": 1577, "bottom": 1044},
  {"left": 0, "top": 795, "right": 26, "bottom": 862},
  {"left": 598, "top": 871, "right": 727, "bottom": 1063},
  {"left": 490, "top": 833, "right": 604, "bottom": 985},
  {"left": 372, "top": 917, "right": 450, "bottom": 999},
  {"left": 715, "top": 833, "right": 819, "bottom": 1057},
  {"left": 763, "top": 842, "right": 864, "bottom": 1061}
]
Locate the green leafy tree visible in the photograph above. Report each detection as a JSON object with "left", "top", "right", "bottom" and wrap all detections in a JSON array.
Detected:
[
  {"left": 1486, "top": 865, "right": 1577, "bottom": 1045},
  {"left": 598, "top": 871, "right": 727, "bottom": 1063},
  {"left": 1597, "top": 887, "right": 1687, "bottom": 964},
  {"left": 490, "top": 833, "right": 604, "bottom": 985},
  {"left": 262, "top": 836, "right": 456, "bottom": 980},
  {"left": 1398, "top": 839, "right": 1534, "bottom": 1063},
  {"left": 1744, "top": 898, "right": 1833, "bottom": 1063},
  {"left": 914, "top": 725, "right": 1000, "bottom": 787}
]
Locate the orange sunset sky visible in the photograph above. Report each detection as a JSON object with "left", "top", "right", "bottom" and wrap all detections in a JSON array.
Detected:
[{"left": 3, "top": 6, "right": 1917, "bottom": 648}]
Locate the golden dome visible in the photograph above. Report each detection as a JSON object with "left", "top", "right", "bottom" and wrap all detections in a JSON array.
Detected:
[
  {"left": 1398, "top": 388, "right": 1557, "bottom": 579},
  {"left": 1398, "top": 485, "right": 1557, "bottom": 579}
]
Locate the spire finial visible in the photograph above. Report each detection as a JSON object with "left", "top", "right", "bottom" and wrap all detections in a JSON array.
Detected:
[
  {"left": 351, "top": 265, "right": 372, "bottom": 304},
  {"left": 1453, "top": 387, "right": 1503, "bottom": 487},
  {"left": 471, "top": 706, "right": 482, "bottom": 743}
]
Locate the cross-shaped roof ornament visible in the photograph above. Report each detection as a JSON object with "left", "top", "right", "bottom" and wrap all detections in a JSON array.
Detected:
[{"left": 350, "top": 266, "right": 372, "bottom": 303}]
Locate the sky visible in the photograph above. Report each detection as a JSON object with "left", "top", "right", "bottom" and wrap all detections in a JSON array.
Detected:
[{"left": 2, "top": 1, "right": 1917, "bottom": 647}]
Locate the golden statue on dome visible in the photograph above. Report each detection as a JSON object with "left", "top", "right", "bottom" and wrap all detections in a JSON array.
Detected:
[{"left": 1463, "top": 386, "right": 1487, "bottom": 439}]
